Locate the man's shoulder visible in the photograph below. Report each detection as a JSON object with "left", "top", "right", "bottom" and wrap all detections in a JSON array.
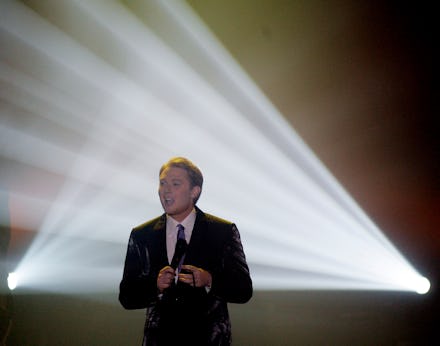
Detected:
[
  {"left": 198, "top": 208, "right": 234, "bottom": 229},
  {"left": 197, "top": 210, "right": 237, "bottom": 243},
  {"left": 132, "top": 214, "right": 165, "bottom": 233},
  {"left": 203, "top": 212, "right": 233, "bottom": 226}
]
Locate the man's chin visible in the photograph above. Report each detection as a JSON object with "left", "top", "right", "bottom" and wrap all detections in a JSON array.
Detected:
[{"left": 164, "top": 207, "right": 176, "bottom": 216}]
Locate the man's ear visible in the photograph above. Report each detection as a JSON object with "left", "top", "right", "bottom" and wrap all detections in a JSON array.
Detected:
[{"left": 191, "top": 186, "right": 201, "bottom": 200}]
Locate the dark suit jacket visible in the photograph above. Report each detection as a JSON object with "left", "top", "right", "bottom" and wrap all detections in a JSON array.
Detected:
[{"left": 119, "top": 207, "right": 252, "bottom": 345}]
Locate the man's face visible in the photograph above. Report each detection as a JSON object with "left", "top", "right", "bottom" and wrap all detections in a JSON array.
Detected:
[{"left": 158, "top": 166, "right": 200, "bottom": 222}]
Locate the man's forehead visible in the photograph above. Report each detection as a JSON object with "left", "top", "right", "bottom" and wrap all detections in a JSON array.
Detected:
[{"left": 159, "top": 166, "right": 189, "bottom": 180}]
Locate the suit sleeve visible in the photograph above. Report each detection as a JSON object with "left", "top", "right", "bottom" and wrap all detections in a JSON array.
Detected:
[
  {"left": 211, "top": 224, "right": 253, "bottom": 303},
  {"left": 119, "top": 230, "right": 158, "bottom": 309}
]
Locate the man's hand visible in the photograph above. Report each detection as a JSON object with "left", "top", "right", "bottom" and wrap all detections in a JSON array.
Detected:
[
  {"left": 178, "top": 265, "right": 212, "bottom": 288},
  {"left": 157, "top": 266, "right": 175, "bottom": 293}
]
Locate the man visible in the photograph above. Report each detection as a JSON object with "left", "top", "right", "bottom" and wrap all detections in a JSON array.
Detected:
[{"left": 119, "top": 157, "right": 252, "bottom": 345}]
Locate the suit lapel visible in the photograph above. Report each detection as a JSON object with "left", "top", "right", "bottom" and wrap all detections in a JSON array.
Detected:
[
  {"left": 151, "top": 214, "right": 169, "bottom": 267},
  {"left": 185, "top": 208, "right": 206, "bottom": 265}
]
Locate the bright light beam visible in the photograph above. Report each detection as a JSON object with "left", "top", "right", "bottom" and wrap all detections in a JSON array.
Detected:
[{"left": 0, "top": 0, "right": 430, "bottom": 295}]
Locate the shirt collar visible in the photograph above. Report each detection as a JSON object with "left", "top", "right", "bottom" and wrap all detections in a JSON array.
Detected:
[{"left": 166, "top": 208, "right": 197, "bottom": 234}]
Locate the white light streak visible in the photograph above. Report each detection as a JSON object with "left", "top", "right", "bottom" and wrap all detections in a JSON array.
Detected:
[{"left": 0, "top": 0, "right": 429, "bottom": 295}]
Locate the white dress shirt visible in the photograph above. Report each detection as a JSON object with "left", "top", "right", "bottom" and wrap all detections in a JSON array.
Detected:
[{"left": 165, "top": 208, "right": 197, "bottom": 265}]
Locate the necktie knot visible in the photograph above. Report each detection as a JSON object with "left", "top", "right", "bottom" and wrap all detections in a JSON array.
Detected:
[{"left": 177, "top": 224, "right": 185, "bottom": 242}]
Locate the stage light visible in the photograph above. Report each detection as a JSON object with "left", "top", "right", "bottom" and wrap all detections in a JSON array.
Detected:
[
  {"left": 7, "top": 272, "right": 17, "bottom": 291},
  {"left": 415, "top": 277, "right": 430, "bottom": 295},
  {"left": 0, "top": 0, "right": 430, "bottom": 296}
]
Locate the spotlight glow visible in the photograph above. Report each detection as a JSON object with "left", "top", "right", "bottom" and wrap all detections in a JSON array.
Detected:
[
  {"left": 7, "top": 272, "right": 17, "bottom": 291},
  {"left": 0, "top": 0, "right": 430, "bottom": 295},
  {"left": 415, "top": 277, "right": 430, "bottom": 295}
]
